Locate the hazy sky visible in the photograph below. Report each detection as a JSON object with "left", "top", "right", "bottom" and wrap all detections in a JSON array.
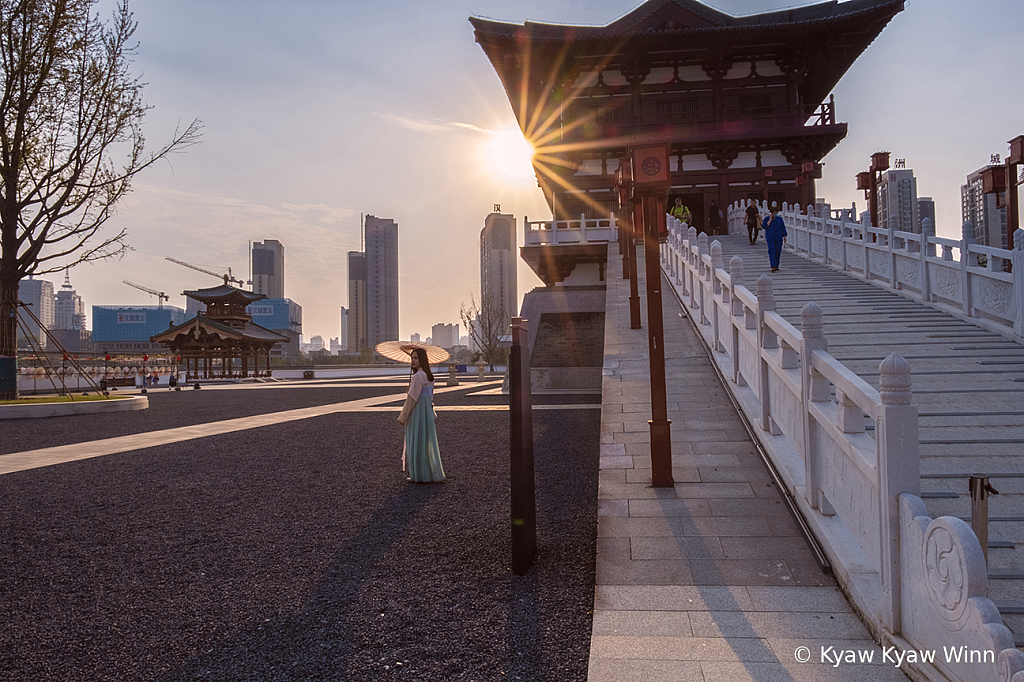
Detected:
[{"left": 56, "top": 0, "right": 1023, "bottom": 342}]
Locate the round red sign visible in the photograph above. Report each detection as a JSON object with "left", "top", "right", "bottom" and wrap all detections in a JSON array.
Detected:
[{"left": 640, "top": 156, "right": 662, "bottom": 177}]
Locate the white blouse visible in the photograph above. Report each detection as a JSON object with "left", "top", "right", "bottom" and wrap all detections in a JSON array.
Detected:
[{"left": 407, "top": 369, "right": 434, "bottom": 400}]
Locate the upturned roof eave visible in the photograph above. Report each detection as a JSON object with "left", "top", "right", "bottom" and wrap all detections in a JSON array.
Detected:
[
  {"left": 471, "top": 0, "right": 903, "bottom": 40},
  {"left": 150, "top": 315, "right": 287, "bottom": 344},
  {"left": 182, "top": 284, "right": 267, "bottom": 304}
]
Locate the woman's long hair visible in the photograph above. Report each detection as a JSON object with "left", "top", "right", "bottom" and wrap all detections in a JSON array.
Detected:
[{"left": 412, "top": 347, "right": 433, "bottom": 382}]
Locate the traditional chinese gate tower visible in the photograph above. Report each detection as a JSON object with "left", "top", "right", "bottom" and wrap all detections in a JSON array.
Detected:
[{"left": 471, "top": 0, "right": 904, "bottom": 228}]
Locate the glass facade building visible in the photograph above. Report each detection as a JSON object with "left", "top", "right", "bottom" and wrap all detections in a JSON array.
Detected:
[
  {"left": 92, "top": 305, "right": 187, "bottom": 351},
  {"left": 246, "top": 298, "right": 302, "bottom": 334}
]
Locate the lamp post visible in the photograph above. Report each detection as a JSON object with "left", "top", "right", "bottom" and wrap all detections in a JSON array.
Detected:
[
  {"left": 978, "top": 137, "right": 1022, "bottom": 253},
  {"left": 630, "top": 142, "right": 674, "bottom": 488},
  {"left": 857, "top": 151, "right": 890, "bottom": 232},
  {"left": 1005, "top": 136, "right": 1022, "bottom": 251},
  {"left": 618, "top": 161, "right": 643, "bottom": 329},
  {"left": 796, "top": 160, "right": 821, "bottom": 212}
]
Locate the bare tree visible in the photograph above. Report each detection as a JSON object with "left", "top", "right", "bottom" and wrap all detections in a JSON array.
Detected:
[
  {"left": 460, "top": 293, "right": 507, "bottom": 372},
  {"left": 0, "top": 0, "right": 201, "bottom": 398}
]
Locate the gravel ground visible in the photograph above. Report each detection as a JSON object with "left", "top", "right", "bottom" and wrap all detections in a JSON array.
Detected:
[
  {"left": 0, "top": 384, "right": 599, "bottom": 681},
  {"left": 1, "top": 381, "right": 598, "bottom": 455}
]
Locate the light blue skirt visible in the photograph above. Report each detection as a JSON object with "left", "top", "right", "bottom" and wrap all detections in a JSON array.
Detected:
[{"left": 404, "top": 397, "right": 445, "bottom": 482}]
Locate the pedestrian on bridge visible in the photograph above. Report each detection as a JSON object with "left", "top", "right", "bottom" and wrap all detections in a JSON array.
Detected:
[
  {"left": 397, "top": 346, "right": 446, "bottom": 483},
  {"left": 762, "top": 203, "right": 788, "bottom": 272},
  {"left": 745, "top": 203, "right": 760, "bottom": 244},
  {"left": 670, "top": 197, "right": 692, "bottom": 226},
  {"left": 708, "top": 200, "right": 723, "bottom": 236}
]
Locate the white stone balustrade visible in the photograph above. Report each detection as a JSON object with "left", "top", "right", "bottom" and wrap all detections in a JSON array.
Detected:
[
  {"left": 523, "top": 213, "right": 617, "bottom": 246},
  {"left": 661, "top": 224, "right": 1024, "bottom": 682},
  {"left": 727, "top": 199, "right": 1024, "bottom": 341}
]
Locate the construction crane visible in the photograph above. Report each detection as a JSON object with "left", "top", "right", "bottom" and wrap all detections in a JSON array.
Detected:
[
  {"left": 165, "top": 257, "right": 244, "bottom": 286},
  {"left": 123, "top": 280, "right": 169, "bottom": 307}
]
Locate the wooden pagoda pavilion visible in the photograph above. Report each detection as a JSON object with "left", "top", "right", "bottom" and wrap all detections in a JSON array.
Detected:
[
  {"left": 151, "top": 282, "right": 287, "bottom": 380},
  {"left": 471, "top": 0, "right": 904, "bottom": 230}
]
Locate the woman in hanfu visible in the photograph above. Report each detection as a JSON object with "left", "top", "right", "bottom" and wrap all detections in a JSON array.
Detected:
[{"left": 397, "top": 346, "right": 445, "bottom": 483}]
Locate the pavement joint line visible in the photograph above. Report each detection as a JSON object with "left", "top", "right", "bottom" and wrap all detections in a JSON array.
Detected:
[{"left": 0, "top": 381, "right": 505, "bottom": 476}]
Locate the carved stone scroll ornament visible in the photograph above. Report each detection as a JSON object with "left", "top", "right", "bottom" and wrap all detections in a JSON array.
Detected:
[
  {"left": 900, "top": 494, "right": 1024, "bottom": 682},
  {"left": 847, "top": 248, "right": 864, "bottom": 269},
  {"left": 897, "top": 255, "right": 919, "bottom": 286},
  {"left": 869, "top": 250, "right": 889, "bottom": 276},
  {"left": 924, "top": 522, "right": 970, "bottom": 629},
  {"left": 934, "top": 265, "right": 960, "bottom": 298},
  {"left": 978, "top": 280, "right": 1013, "bottom": 316},
  {"left": 827, "top": 239, "right": 841, "bottom": 262}
]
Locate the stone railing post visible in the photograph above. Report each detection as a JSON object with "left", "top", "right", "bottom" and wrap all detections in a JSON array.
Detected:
[
  {"left": 729, "top": 256, "right": 744, "bottom": 317},
  {"left": 698, "top": 233, "right": 710, "bottom": 324},
  {"left": 1014, "top": 229, "right": 1024, "bottom": 337},
  {"left": 756, "top": 274, "right": 779, "bottom": 434},
  {"left": 818, "top": 203, "right": 832, "bottom": 260},
  {"left": 839, "top": 210, "right": 849, "bottom": 271},
  {"left": 877, "top": 352, "right": 919, "bottom": 634},
  {"left": 920, "top": 217, "right": 933, "bottom": 301},
  {"left": 887, "top": 222, "right": 898, "bottom": 288},
  {"left": 673, "top": 217, "right": 683, "bottom": 285},
  {"left": 676, "top": 218, "right": 685, "bottom": 285},
  {"left": 729, "top": 256, "right": 746, "bottom": 385},
  {"left": 961, "top": 220, "right": 976, "bottom": 317},
  {"left": 687, "top": 226, "right": 698, "bottom": 308},
  {"left": 710, "top": 240, "right": 724, "bottom": 296},
  {"left": 800, "top": 302, "right": 829, "bottom": 510},
  {"left": 711, "top": 240, "right": 724, "bottom": 351}
]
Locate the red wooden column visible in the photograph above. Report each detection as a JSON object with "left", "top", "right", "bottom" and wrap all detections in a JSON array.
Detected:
[{"left": 631, "top": 143, "right": 674, "bottom": 488}]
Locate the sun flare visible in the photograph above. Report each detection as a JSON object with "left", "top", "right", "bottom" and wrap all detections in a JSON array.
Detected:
[{"left": 482, "top": 127, "right": 536, "bottom": 185}]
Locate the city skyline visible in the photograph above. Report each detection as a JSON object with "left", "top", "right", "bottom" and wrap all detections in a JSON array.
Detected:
[{"left": 48, "top": 0, "right": 1023, "bottom": 342}]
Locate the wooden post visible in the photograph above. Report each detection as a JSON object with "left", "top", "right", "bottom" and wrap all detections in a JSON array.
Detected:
[
  {"left": 642, "top": 196, "right": 674, "bottom": 488},
  {"left": 509, "top": 317, "right": 536, "bottom": 575},
  {"left": 629, "top": 202, "right": 643, "bottom": 329}
]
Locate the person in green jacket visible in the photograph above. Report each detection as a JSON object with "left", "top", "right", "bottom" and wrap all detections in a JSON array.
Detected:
[{"left": 669, "top": 197, "right": 692, "bottom": 226}]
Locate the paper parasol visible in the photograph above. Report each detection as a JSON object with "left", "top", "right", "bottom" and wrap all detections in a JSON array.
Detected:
[{"left": 375, "top": 341, "right": 450, "bottom": 365}]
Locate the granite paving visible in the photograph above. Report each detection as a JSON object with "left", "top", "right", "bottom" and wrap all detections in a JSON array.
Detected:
[{"left": 589, "top": 240, "right": 910, "bottom": 681}]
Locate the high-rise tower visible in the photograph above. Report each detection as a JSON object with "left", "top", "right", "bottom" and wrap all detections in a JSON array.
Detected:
[
  {"left": 962, "top": 165, "right": 1008, "bottom": 248},
  {"left": 347, "top": 252, "right": 367, "bottom": 353},
  {"left": 363, "top": 215, "right": 399, "bottom": 349},
  {"left": 480, "top": 210, "right": 518, "bottom": 325},
  {"left": 877, "top": 168, "right": 919, "bottom": 234},
  {"left": 18, "top": 276, "right": 55, "bottom": 349},
  {"left": 54, "top": 271, "right": 85, "bottom": 330},
  {"left": 251, "top": 240, "right": 285, "bottom": 299}
]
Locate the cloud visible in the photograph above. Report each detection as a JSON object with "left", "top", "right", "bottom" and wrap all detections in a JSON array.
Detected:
[
  {"left": 279, "top": 203, "right": 357, "bottom": 224},
  {"left": 379, "top": 113, "right": 489, "bottom": 135}
]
